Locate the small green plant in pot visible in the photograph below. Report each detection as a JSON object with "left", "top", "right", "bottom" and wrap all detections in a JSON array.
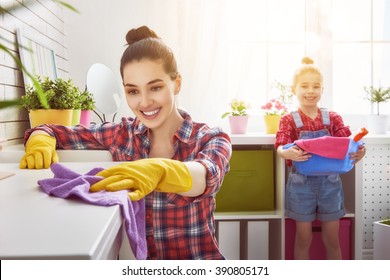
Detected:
[
  {"left": 21, "top": 76, "right": 82, "bottom": 127},
  {"left": 364, "top": 86, "right": 390, "bottom": 115},
  {"left": 221, "top": 99, "right": 251, "bottom": 134},
  {"left": 364, "top": 86, "right": 390, "bottom": 134},
  {"left": 221, "top": 98, "right": 250, "bottom": 118},
  {"left": 78, "top": 89, "right": 96, "bottom": 126},
  {"left": 79, "top": 89, "right": 95, "bottom": 111}
]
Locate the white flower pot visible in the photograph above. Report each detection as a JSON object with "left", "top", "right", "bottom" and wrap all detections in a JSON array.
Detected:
[
  {"left": 367, "top": 115, "right": 388, "bottom": 134},
  {"left": 373, "top": 220, "right": 390, "bottom": 259}
]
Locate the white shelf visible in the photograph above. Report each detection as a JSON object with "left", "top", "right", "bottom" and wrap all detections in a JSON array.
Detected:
[{"left": 215, "top": 210, "right": 283, "bottom": 220}]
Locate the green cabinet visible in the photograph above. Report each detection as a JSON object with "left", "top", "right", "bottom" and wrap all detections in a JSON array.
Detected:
[{"left": 216, "top": 149, "right": 274, "bottom": 212}]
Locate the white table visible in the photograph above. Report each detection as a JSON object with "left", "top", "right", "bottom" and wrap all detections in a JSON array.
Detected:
[{"left": 0, "top": 162, "right": 124, "bottom": 260}]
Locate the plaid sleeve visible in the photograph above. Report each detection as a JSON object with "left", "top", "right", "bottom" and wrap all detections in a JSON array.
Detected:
[
  {"left": 275, "top": 113, "right": 296, "bottom": 149},
  {"left": 193, "top": 130, "right": 232, "bottom": 198},
  {"left": 24, "top": 122, "right": 123, "bottom": 150},
  {"left": 329, "top": 112, "right": 352, "bottom": 137}
]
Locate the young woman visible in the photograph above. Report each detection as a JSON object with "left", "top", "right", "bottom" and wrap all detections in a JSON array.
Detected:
[
  {"left": 275, "top": 57, "right": 366, "bottom": 260},
  {"left": 20, "top": 26, "right": 232, "bottom": 260}
]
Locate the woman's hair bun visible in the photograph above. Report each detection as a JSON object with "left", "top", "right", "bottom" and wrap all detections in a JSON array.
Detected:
[
  {"left": 301, "top": 56, "right": 314, "bottom": 65},
  {"left": 126, "top": 26, "right": 159, "bottom": 45}
]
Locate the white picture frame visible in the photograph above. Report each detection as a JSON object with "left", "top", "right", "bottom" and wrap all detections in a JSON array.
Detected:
[{"left": 16, "top": 28, "right": 57, "bottom": 86}]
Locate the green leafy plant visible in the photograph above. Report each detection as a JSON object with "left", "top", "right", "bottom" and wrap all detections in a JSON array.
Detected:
[
  {"left": 221, "top": 98, "right": 251, "bottom": 118},
  {"left": 364, "top": 86, "right": 390, "bottom": 115},
  {"left": 21, "top": 76, "right": 82, "bottom": 110},
  {"left": 79, "top": 90, "right": 95, "bottom": 110}
]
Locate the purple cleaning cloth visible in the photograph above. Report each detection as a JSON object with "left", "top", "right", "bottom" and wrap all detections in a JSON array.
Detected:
[{"left": 38, "top": 163, "right": 147, "bottom": 260}]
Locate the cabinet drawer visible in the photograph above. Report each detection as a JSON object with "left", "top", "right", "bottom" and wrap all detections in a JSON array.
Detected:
[{"left": 216, "top": 150, "right": 274, "bottom": 212}]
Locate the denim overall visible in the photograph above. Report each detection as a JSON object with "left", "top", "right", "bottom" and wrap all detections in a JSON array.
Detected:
[{"left": 285, "top": 109, "right": 346, "bottom": 222}]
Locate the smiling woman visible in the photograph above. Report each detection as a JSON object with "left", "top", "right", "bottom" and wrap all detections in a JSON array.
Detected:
[{"left": 19, "top": 25, "right": 232, "bottom": 260}]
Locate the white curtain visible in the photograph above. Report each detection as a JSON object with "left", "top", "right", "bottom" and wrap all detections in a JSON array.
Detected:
[
  {"left": 174, "top": 0, "right": 230, "bottom": 128},
  {"left": 149, "top": 0, "right": 263, "bottom": 129},
  {"left": 151, "top": 0, "right": 305, "bottom": 130}
]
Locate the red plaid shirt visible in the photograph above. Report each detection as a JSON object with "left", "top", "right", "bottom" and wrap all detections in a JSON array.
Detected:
[
  {"left": 26, "top": 110, "right": 232, "bottom": 259},
  {"left": 274, "top": 108, "right": 351, "bottom": 165}
]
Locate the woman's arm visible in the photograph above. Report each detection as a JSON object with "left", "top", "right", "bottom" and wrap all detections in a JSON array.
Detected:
[{"left": 180, "top": 161, "right": 207, "bottom": 197}]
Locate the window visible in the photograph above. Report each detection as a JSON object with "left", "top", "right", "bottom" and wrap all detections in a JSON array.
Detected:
[
  {"left": 175, "top": 0, "right": 390, "bottom": 126},
  {"left": 332, "top": 0, "right": 390, "bottom": 114},
  {"left": 224, "top": 0, "right": 306, "bottom": 111}
]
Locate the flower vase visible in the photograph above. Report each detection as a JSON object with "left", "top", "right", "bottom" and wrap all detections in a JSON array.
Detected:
[
  {"left": 29, "top": 109, "right": 73, "bottom": 128},
  {"left": 71, "top": 109, "right": 81, "bottom": 126},
  {"left": 80, "top": 110, "right": 93, "bottom": 126},
  {"left": 228, "top": 116, "right": 249, "bottom": 134},
  {"left": 264, "top": 115, "right": 281, "bottom": 134},
  {"left": 367, "top": 115, "right": 388, "bottom": 134}
]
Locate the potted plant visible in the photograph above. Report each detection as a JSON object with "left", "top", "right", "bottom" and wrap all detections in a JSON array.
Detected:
[
  {"left": 21, "top": 76, "right": 82, "bottom": 127},
  {"left": 221, "top": 98, "right": 251, "bottom": 134},
  {"left": 78, "top": 89, "right": 95, "bottom": 126},
  {"left": 270, "top": 80, "right": 294, "bottom": 110},
  {"left": 364, "top": 86, "right": 390, "bottom": 134},
  {"left": 373, "top": 218, "right": 390, "bottom": 259},
  {"left": 261, "top": 99, "right": 288, "bottom": 134}
]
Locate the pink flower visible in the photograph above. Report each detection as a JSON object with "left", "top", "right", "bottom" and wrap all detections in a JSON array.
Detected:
[{"left": 261, "top": 99, "right": 288, "bottom": 116}]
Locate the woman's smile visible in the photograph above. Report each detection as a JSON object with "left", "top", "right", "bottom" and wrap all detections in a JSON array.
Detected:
[{"left": 141, "top": 108, "right": 160, "bottom": 119}]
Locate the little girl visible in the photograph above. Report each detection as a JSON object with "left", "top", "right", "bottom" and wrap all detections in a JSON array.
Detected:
[{"left": 275, "top": 57, "right": 366, "bottom": 259}]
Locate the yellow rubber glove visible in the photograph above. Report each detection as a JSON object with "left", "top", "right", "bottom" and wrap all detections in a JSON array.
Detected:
[
  {"left": 20, "top": 134, "right": 59, "bottom": 169},
  {"left": 90, "top": 158, "right": 192, "bottom": 201}
]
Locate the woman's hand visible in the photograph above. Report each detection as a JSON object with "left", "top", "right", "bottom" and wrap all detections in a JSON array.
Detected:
[{"left": 90, "top": 158, "right": 192, "bottom": 201}]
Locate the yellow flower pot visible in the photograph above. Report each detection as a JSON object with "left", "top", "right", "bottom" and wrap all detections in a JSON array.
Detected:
[
  {"left": 29, "top": 109, "right": 73, "bottom": 128},
  {"left": 72, "top": 109, "right": 81, "bottom": 126},
  {"left": 263, "top": 115, "right": 281, "bottom": 134}
]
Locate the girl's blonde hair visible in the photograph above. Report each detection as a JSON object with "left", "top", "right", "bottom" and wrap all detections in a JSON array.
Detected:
[{"left": 292, "top": 57, "right": 323, "bottom": 87}]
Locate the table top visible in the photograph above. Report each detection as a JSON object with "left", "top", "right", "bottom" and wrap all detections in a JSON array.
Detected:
[{"left": 0, "top": 162, "right": 123, "bottom": 260}]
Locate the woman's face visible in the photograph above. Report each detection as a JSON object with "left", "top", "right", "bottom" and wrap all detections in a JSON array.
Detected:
[
  {"left": 122, "top": 59, "right": 181, "bottom": 130},
  {"left": 292, "top": 72, "right": 323, "bottom": 108}
]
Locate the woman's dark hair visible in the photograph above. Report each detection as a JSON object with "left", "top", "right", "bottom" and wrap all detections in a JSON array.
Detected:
[{"left": 120, "top": 26, "right": 178, "bottom": 80}]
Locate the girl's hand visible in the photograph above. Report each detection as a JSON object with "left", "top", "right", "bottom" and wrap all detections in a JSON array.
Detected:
[
  {"left": 279, "top": 145, "right": 311, "bottom": 161},
  {"left": 350, "top": 145, "right": 366, "bottom": 164}
]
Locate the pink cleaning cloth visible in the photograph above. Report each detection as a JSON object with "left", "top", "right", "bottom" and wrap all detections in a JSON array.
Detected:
[
  {"left": 294, "top": 136, "right": 351, "bottom": 160},
  {"left": 38, "top": 163, "right": 147, "bottom": 260}
]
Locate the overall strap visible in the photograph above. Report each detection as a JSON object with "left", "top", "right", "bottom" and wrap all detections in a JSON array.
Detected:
[
  {"left": 292, "top": 109, "right": 330, "bottom": 129},
  {"left": 291, "top": 111, "right": 303, "bottom": 128},
  {"left": 320, "top": 108, "right": 330, "bottom": 126}
]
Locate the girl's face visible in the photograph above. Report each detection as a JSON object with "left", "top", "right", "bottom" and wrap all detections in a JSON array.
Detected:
[
  {"left": 292, "top": 72, "right": 323, "bottom": 108},
  {"left": 122, "top": 59, "right": 181, "bottom": 130}
]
